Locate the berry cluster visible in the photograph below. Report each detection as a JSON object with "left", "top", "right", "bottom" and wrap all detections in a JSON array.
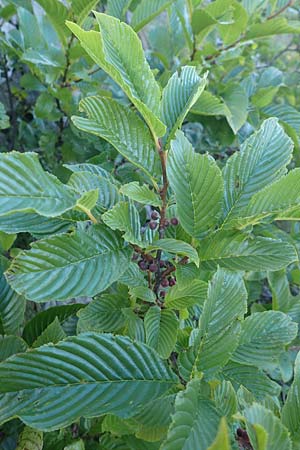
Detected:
[{"left": 148, "top": 211, "right": 179, "bottom": 231}]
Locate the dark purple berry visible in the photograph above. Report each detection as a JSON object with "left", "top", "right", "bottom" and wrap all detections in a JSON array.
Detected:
[
  {"left": 149, "top": 221, "right": 157, "bottom": 230},
  {"left": 161, "top": 278, "right": 169, "bottom": 287},
  {"left": 160, "top": 260, "right": 166, "bottom": 268},
  {"left": 138, "top": 260, "right": 148, "bottom": 271},
  {"left": 169, "top": 277, "right": 176, "bottom": 286},
  {"left": 160, "top": 290, "right": 166, "bottom": 298},
  {"left": 171, "top": 217, "right": 179, "bottom": 226},
  {"left": 151, "top": 211, "right": 159, "bottom": 220},
  {"left": 149, "top": 263, "right": 158, "bottom": 272},
  {"left": 131, "top": 253, "right": 139, "bottom": 261}
]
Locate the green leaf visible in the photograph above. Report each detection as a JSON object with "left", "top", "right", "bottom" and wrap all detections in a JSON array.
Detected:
[
  {"left": 0, "top": 212, "right": 72, "bottom": 236},
  {"left": 16, "top": 426, "right": 43, "bottom": 450},
  {"left": 236, "top": 169, "right": 300, "bottom": 227},
  {"left": 106, "top": 0, "right": 133, "bottom": 20},
  {"left": 144, "top": 306, "right": 178, "bottom": 359},
  {"left": 231, "top": 311, "right": 297, "bottom": 369},
  {"left": 222, "top": 84, "right": 248, "bottom": 134},
  {"left": 102, "top": 201, "right": 143, "bottom": 245},
  {"left": 68, "top": 170, "right": 120, "bottom": 213},
  {"left": 0, "top": 336, "right": 27, "bottom": 362},
  {"left": 164, "top": 279, "right": 207, "bottom": 309},
  {"left": 22, "top": 304, "right": 84, "bottom": 346},
  {"left": 191, "top": 91, "right": 229, "bottom": 117},
  {"left": 221, "top": 361, "right": 281, "bottom": 400},
  {"left": 213, "top": 381, "right": 237, "bottom": 419},
  {"left": 207, "top": 418, "right": 231, "bottom": 450},
  {"left": 129, "top": 286, "right": 156, "bottom": 303},
  {"left": 0, "top": 152, "right": 77, "bottom": 218},
  {"left": 0, "top": 333, "right": 178, "bottom": 430},
  {"left": 72, "top": 0, "right": 100, "bottom": 25},
  {"left": 77, "top": 294, "right": 130, "bottom": 333},
  {"left": 34, "top": 0, "right": 69, "bottom": 44},
  {"left": 67, "top": 14, "right": 165, "bottom": 139},
  {"left": 282, "top": 352, "right": 300, "bottom": 442},
  {"left": 6, "top": 225, "right": 132, "bottom": 302},
  {"left": 120, "top": 182, "right": 162, "bottom": 207},
  {"left": 262, "top": 103, "right": 300, "bottom": 137},
  {"left": 167, "top": 131, "right": 223, "bottom": 237},
  {"left": 246, "top": 17, "right": 300, "bottom": 39},
  {"left": 179, "top": 268, "right": 247, "bottom": 379},
  {"left": 72, "top": 96, "right": 161, "bottom": 182},
  {"left": 243, "top": 404, "right": 292, "bottom": 450},
  {"left": 32, "top": 317, "right": 66, "bottom": 348},
  {"left": 162, "top": 379, "right": 221, "bottom": 450},
  {"left": 222, "top": 118, "right": 293, "bottom": 225},
  {"left": 160, "top": 67, "right": 207, "bottom": 146},
  {"left": 0, "top": 102, "right": 9, "bottom": 130},
  {"left": 146, "top": 238, "right": 199, "bottom": 267},
  {"left": 76, "top": 189, "right": 99, "bottom": 216},
  {"left": 131, "top": 0, "right": 175, "bottom": 31},
  {"left": 0, "top": 266, "right": 25, "bottom": 335},
  {"left": 198, "top": 230, "right": 298, "bottom": 271}
]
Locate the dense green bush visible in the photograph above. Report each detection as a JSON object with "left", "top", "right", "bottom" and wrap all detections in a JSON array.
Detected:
[{"left": 1, "top": 0, "right": 300, "bottom": 449}]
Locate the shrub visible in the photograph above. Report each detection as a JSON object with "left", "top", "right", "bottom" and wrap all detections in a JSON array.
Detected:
[{"left": 1, "top": 1, "right": 300, "bottom": 449}]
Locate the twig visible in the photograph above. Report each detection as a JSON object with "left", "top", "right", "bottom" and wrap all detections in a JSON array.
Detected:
[
  {"left": 2, "top": 55, "right": 17, "bottom": 151},
  {"left": 267, "top": 0, "right": 294, "bottom": 20}
]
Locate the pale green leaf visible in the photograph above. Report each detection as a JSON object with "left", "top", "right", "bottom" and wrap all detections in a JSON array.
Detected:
[
  {"left": 243, "top": 404, "right": 292, "bottom": 450},
  {"left": 167, "top": 131, "right": 223, "bottom": 237},
  {"left": 72, "top": 96, "right": 161, "bottom": 181},
  {"left": 231, "top": 311, "right": 297, "bottom": 368},
  {"left": 32, "top": 317, "right": 66, "bottom": 348},
  {"left": 16, "top": 426, "right": 43, "bottom": 450},
  {"left": 160, "top": 66, "right": 207, "bottom": 145},
  {"left": 120, "top": 182, "right": 162, "bottom": 207},
  {"left": 0, "top": 102, "right": 9, "bottom": 130},
  {"left": 207, "top": 418, "right": 231, "bottom": 450},
  {"left": 144, "top": 306, "right": 178, "bottom": 358},
  {"left": 67, "top": 14, "right": 165, "bottom": 138},
  {"left": 162, "top": 379, "right": 221, "bottom": 450},
  {"left": 222, "top": 118, "right": 293, "bottom": 225},
  {"left": 6, "top": 225, "right": 132, "bottom": 302},
  {"left": 146, "top": 238, "right": 199, "bottom": 267},
  {"left": 0, "top": 333, "right": 178, "bottom": 430},
  {"left": 77, "top": 294, "right": 130, "bottom": 333},
  {"left": 102, "top": 201, "right": 143, "bottom": 245},
  {"left": 131, "top": 0, "right": 175, "bottom": 31},
  {"left": 164, "top": 279, "right": 207, "bottom": 309},
  {"left": 199, "top": 230, "right": 298, "bottom": 271},
  {"left": 0, "top": 152, "right": 77, "bottom": 218},
  {"left": 76, "top": 189, "right": 99, "bottom": 214}
]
